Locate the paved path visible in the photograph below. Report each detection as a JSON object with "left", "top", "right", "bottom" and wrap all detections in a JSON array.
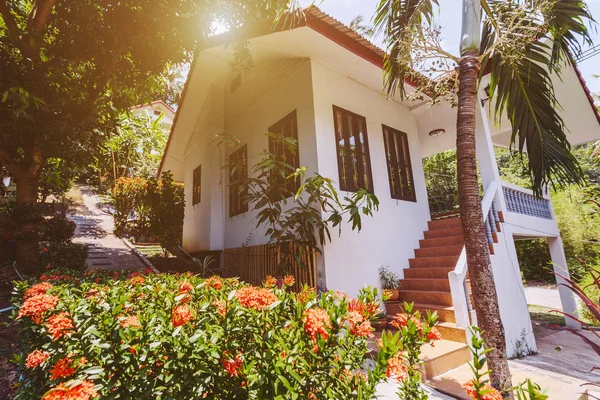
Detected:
[
  {"left": 68, "top": 185, "right": 144, "bottom": 271},
  {"left": 524, "top": 286, "right": 563, "bottom": 310}
]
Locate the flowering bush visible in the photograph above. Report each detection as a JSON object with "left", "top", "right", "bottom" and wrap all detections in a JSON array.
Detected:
[{"left": 11, "top": 268, "right": 444, "bottom": 399}]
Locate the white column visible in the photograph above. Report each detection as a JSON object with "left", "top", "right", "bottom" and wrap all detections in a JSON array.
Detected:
[
  {"left": 548, "top": 236, "right": 582, "bottom": 330},
  {"left": 476, "top": 102, "right": 507, "bottom": 211}
]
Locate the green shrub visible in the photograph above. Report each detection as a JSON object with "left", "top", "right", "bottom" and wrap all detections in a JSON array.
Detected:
[
  {"left": 38, "top": 243, "right": 88, "bottom": 272},
  {"left": 39, "top": 214, "right": 76, "bottom": 244},
  {"left": 11, "top": 270, "right": 442, "bottom": 399}
]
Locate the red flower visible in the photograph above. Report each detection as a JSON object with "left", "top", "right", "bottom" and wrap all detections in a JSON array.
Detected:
[
  {"left": 172, "top": 305, "right": 194, "bottom": 327},
  {"left": 213, "top": 300, "right": 226, "bottom": 316},
  {"left": 42, "top": 379, "right": 98, "bottom": 400},
  {"left": 120, "top": 315, "right": 141, "bottom": 329},
  {"left": 25, "top": 349, "right": 50, "bottom": 369},
  {"left": 427, "top": 327, "right": 442, "bottom": 344},
  {"left": 344, "top": 311, "right": 374, "bottom": 338},
  {"left": 129, "top": 275, "right": 145, "bottom": 285},
  {"left": 235, "top": 286, "right": 278, "bottom": 310},
  {"left": 390, "top": 313, "right": 422, "bottom": 333},
  {"left": 23, "top": 282, "right": 53, "bottom": 300},
  {"left": 46, "top": 312, "right": 75, "bottom": 339},
  {"left": 50, "top": 356, "right": 77, "bottom": 380},
  {"left": 17, "top": 293, "right": 59, "bottom": 324},
  {"left": 386, "top": 354, "right": 408, "bottom": 382},
  {"left": 43, "top": 247, "right": 49, "bottom": 253},
  {"left": 205, "top": 276, "right": 223, "bottom": 290},
  {"left": 303, "top": 308, "right": 331, "bottom": 345},
  {"left": 264, "top": 275, "right": 277, "bottom": 287},
  {"left": 283, "top": 275, "right": 295, "bottom": 286},
  {"left": 462, "top": 380, "right": 503, "bottom": 400},
  {"left": 221, "top": 351, "right": 243, "bottom": 377},
  {"left": 178, "top": 280, "right": 193, "bottom": 293}
]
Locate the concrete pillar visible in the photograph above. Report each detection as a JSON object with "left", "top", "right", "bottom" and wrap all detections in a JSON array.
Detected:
[{"left": 548, "top": 236, "right": 582, "bottom": 330}]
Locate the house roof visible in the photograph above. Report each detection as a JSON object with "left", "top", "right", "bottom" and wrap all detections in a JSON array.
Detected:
[
  {"left": 158, "top": 6, "right": 419, "bottom": 177},
  {"left": 133, "top": 100, "right": 176, "bottom": 117}
]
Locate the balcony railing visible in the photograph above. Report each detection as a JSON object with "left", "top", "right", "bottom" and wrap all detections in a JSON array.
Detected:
[{"left": 502, "top": 183, "right": 552, "bottom": 220}]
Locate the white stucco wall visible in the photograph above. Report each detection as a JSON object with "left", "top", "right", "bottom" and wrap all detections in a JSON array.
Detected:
[
  {"left": 222, "top": 58, "right": 319, "bottom": 249},
  {"left": 182, "top": 84, "right": 225, "bottom": 252},
  {"left": 310, "top": 60, "right": 431, "bottom": 297}
]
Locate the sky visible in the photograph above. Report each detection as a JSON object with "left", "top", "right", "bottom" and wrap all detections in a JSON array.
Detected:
[{"left": 302, "top": 0, "right": 600, "bottom": 98}]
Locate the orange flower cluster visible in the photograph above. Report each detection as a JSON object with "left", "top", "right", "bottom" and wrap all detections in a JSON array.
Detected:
[
  {"left": 46, "top": 312, "right": 75, "bottom": 339},
  {"left": 39, "top": 274, "right": 72, "bottom": 282},
  {"left": 178, "top": 280, "right": 193, "bottom": 293},
  {"left": 462, "top": 380, "right": 503, "bottom": 400},
  {"left": 42, "top": 379, "right": 98, "bottom": 400},
  {"left": 283, "top": 275, "right": 295, "bottom": 286},
  {"left": 50, "top": 356, "right": 86, "bottom": 380},
  {"left": 17, "top": 294, "right": 59, "bottom": 323},
  {"left": 172, "top": 305, "right": 194, "bottom": 327},
  {"left": 303, "top": 308, "right": 331, "bottom": 343},
  {"left": 221, "top": 352, "right": 243, "bottom": 377},
  {"left": 24, "top": 282, "right": 53, "bottom": 299},
  {"left": 264, "top": 276, "right": 277, "bottom": 287},
  {"left": 344, "top": 311, "right": 374, "bottom": 338},
  {"left": 120, "top": 315, "right": 141, "bottom": 329},
  {"left": 205, "top": 276, "right": 223, "bottom": 290},
  {"left": 427, "top": 327, "right": 442, "bottom": 344},
  {"left": 390, "top": 313, "right": 422, "bottom": 333},
  {"left": 129, "top": 275, "right": 145, "bottom": 285},
  {"left": 386, "top": 354, "right": 408, "bottom": 382},
  {"left": 347, "top": 299, "right": 379, "bottom": 319},
  {"left": 25, "top": 349, "right": 50, "bottom": 369},
  {"left": 296, "top": 286, "right": 316, "bottom": 304},
  {"left": 213, "top": 300, "right": 226, "bottom": 316},
  {"left": 235, "top": 287, "right": 278, "bottom": 310}
]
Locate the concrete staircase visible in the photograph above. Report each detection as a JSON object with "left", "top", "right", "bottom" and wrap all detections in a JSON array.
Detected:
[{"left": 385, "top": 217, "right": 472, "bottom": 380}]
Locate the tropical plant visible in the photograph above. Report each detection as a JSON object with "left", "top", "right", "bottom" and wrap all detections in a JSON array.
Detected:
[
  {"left": 373, "top": 0, "right": 593, "bottom": 389},
  {"left": 379, "top": 266, "right": 400, "bottom": 290},
  {"left": 464, "top": 327, "right": 547, "bottom": 399},
  {"left": 221, "top": 133, "right": 379, "bottom": 275},
  {"left": 0, "top": 0, "right": 299, "bottom": 275},
  {"left": 151, "top": 171, "right": 185, "bottom": 255},
  {"left": 349, "top": 15, "right": 375, "bottom": 38},
  {"left": 11, "top": 269, "right": 445, "bottom": 399}
]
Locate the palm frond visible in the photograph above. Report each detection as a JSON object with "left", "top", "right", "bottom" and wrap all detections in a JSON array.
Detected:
[
  {"left": 372, "top": 0, "right": 438, "bottom": 97},
  {"left": 483, "top": 38, "right": 583, "bottom": 195},
  {"left": 538, "top": 0, "right": 595, "bottom": 71}
]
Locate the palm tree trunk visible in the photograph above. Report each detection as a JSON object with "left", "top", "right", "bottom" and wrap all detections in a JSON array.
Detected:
[{"left": 456, "top": 51, "right": 512, "bottom": 391}]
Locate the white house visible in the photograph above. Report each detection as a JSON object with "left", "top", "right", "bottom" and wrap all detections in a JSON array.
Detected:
[
  {"left": 158, "top": 7, "right": 600, "bottom": 379},
  {"left": 132, "top": 100, "right": 176, "bottom": 131}
]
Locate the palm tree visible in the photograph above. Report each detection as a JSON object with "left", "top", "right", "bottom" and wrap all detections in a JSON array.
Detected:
[{"left": 373, "top": 0, "right": 593, "bottom": 391}]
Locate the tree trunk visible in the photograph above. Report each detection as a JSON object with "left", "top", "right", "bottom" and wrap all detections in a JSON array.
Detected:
[
  {"left": 456, "top": 51, "right": 512, "bottom": 392},
  {"left": 14, "top": 171, "right": 41, "bottom": 276}
]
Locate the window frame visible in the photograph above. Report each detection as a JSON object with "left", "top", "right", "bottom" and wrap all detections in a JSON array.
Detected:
[
  {"left": 229, "top": 144, "right": 249, "bottom": 217},
  {"left": 268, "top": 110, "right": 300, "bottom": 197},
  {"left": 192, "top": 165, "right": 202, "bottom": 205},
  {"left": 332, "top": 105, "right": 374, "bottom": 193},
  {"left": 382, "top": 124, "right": 416, "bottom": 202}
]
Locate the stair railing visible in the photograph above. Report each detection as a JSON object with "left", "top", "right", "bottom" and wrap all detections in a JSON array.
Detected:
[{"left": 448, "top": 180, "right": 502, "bottom": 329}]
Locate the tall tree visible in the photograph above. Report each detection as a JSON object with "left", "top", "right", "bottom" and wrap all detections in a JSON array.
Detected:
[
  {"left": 374, "top": 0, "right": 593, "bottom": 391},
  {"left": 0, "top": 0, "right": 295, "bottom": 274}
]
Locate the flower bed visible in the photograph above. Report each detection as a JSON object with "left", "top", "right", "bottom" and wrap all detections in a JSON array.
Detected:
[{"left": 11, "top": 269, "right": 442, "bottom": 399}]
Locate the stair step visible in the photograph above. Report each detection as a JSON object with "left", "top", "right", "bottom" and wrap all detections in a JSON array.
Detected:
[
  {"left": 385, "top": 302, "right": 456, "bottom": 323},
  {"left": 424, "top": 227, "right": 463, "bottom": 239},
  {"left": 399, "top": 278, "right": 450, "bottom": 292},
  {"left": 415, "top": 245, "right": 464, "bottom": 258},
  {"left": 427, "top": 217, "right": 462, "bottom": 231},
  {"left": 436, "top": 322, "right": 467, "bottom": 343},
  {"left": 409, "top": 256, "right": 459, "bottom": 269},
  {"left": 419, "top": 236, "right": 464, "bottom": 248},
  {"left": 404, "top": 267, "right": 453, "bottom": 279},
  {"left": 419, "top": 339, "right": 471, "bottom": 380},
  {"left": 398, "top": 290, "right": 453, "bottom": 307}
]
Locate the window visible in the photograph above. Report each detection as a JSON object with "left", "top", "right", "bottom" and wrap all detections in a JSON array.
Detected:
[
  {"left": 229, "top": 145, "right": 248, "bottom": 217},
  {"left": 382, "top": 125, "right": 416, "bottom": 201},
  {"left": 332, "top": 106, "right": 374, "bottom": 192},
  {"left": 192, "top": 165, "right": 201, "bottom": 205},
  {"left": 268, "top": 110, "right": 300, "bottom": 196}
]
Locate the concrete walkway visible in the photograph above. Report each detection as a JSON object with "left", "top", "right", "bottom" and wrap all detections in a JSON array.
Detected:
[
  {"left": 68, "top": 185, "right": 144, "bottom": 271},
  {"left": 525, "top": 286, "right": 564, "bottom": 310}
]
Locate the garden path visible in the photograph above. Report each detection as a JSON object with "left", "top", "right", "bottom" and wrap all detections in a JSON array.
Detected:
[{"left": 68, "top": 185, "right": 144, "bottom": 271}]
